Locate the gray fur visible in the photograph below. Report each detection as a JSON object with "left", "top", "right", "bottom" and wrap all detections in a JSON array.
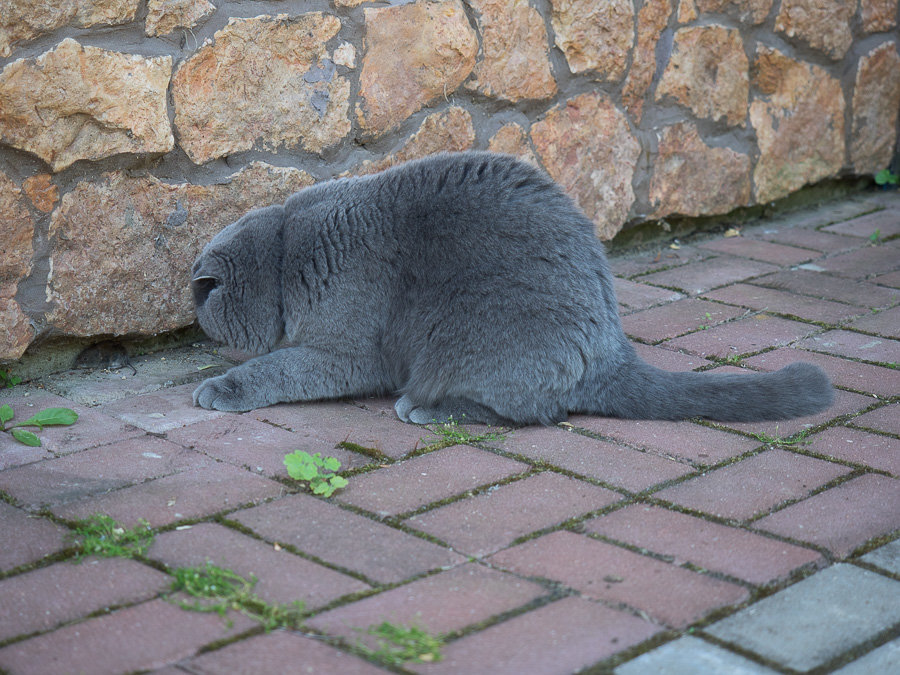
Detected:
[{"left": 192, "top": 152, "right": 833, "bottom": 424}]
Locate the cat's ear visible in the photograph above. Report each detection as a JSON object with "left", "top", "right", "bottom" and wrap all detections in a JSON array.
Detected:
[{"left": 191, "top": 275, "right": 218, "bottom": 306}]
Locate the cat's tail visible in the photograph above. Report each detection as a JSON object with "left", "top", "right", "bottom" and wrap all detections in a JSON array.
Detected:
[{"left": 583, "top": 358, "right": 834, "bottom": 422}]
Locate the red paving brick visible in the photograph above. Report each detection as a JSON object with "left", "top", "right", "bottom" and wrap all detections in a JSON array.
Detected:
[
  {"left": 185, "top": 631, "right": 389, "bottom": 675},
  {"left": 497, "top": 426, "right": 691, "bottom": 491},
  {"left": 795, "top": 329, "right": 900, "bottom": 364},
  {"left": 653, "top": 449, "right": 853, "bottom": 521},
  {"left": 148, "top": 522, "right": 369, "bottom": 608},
  {"left": 0, "top": 557, "right": 170, "bottom": 642},
  {"left": 570, "top": 417, "right": 761, "bottom": 465},
  {"left": 751, "top": 269, "right": 899, "bottom": 308},
  {"left": 610, "top": 244, "right": 710, "bottom": 279},
  {"left": 51, "top": 461, "right": 285, "bottom": 528},
  {"left": 405, "top": 472, "right": 621, "bottom": 557},
  {"left": 664, "top": 314, "right": 819, "bottom": 358},
  {"left": 817, "top": 242, "right": 900, "bottom": 278},
  {"left": 308, "top": 563, "right": 546, "bottom": 642},
  {"left": 232, "top": 493, "right": 464, "bottom": 584},
  {"left": 823, "top": 209, "right": 900, "bottom": 239},
  {"left": 621, "top": 298, "right": 744, "bottom": 342},
  {"left": 631, "top": 342, "right": 710, "bottom": 370},
  {"left": 335, "top": 446, "right": 528, "bottom": 516},
  {"left": 251, "top": 401, "right": 428, "bottom": 459},
  {"left": 804, "top": 426, "right": 900, "bottom": 475},
  {"left": 583, "top": 504, "right": 823, "bottom": 585},
  {"left": 489, "top": 531, "right": 749, "bottom": 628},
  {"left": 847, "top": 305, "right": 900, "bottom": 339},
  {"left": 0, "top": 503, "right": 68, "bottom": 572},
  {"left": 742, "top": 347, "right": 900, "bottom": 398},
  {"left": 849, "top": 403, "right": 900, "bottom": 435},
  {"left": 0, "top": 599, "right": 254, "bottom": 675},
  {"left": 638, "top": 256, "right": 780, "bottom": 295},
  {"left": 874, "top": 269, "right": 900, "bottom": 288},
  {"left": 756, "top": 227, "right": 860, "bottom": 253},
  {"left": 165, "top": 414, "right": 375, "bottom": 478},
  {"left": 614, "top": 277, "right": 684, "bottom": 313},
  {"left": 703, "top": 283, "right": 863, "bottom": 324},
  {"left": 415, "top": 596, "right": 660, "bottom": 675},
  {"left": 100, "top": 383, "right": 230, "bottom": 433},
  {"left": 698, "top": 237, "right": 816, "bottom": 265},
  {"left": 754, "top": 474, "right": 900, "bottom": 557},
  {"left": 0, "top": 436, "right": 201, "bottom": 508}
]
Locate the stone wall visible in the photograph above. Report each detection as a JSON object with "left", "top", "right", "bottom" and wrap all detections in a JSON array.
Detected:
[{"left": 1, "top": 0, "right": 899, "bottom": 362}]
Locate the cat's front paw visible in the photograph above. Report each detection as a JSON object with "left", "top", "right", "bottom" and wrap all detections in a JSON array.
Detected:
[{"left": 193, "top": 372, "right": 266, "bottom": 412}]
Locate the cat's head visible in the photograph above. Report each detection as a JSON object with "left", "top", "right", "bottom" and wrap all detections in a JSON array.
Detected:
[{"left": 191, "top": 204, "right": 285, "bottom": 354}]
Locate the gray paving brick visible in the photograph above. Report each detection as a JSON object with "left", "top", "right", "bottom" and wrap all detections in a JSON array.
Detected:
[
  {"left": 615, "top": 636, "right": 777, "bottom": 674},
  {"left": 859, "top": 538, "right": 900, "bottom": 575},
  {"left": 705, "top": 564, "right": 900, "bottom": 672},
  {"left": 833, "top": 638, "right": 900, "bottom": 675}
]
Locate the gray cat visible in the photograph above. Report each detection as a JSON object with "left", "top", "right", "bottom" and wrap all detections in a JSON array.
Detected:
[{"left": 192, "top": 152, "right": 832, "bottom": 425}]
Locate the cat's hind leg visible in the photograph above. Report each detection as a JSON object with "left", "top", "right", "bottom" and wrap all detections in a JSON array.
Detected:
[{"left": 394, "top": 394, "right": 510, "bottom": 426}]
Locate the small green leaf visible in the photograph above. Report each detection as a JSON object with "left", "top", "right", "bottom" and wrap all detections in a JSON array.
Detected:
[
  {"left": 11, "top": 428, "right": 41, "bottom": 446},
  {"left": 284, "top": 451, "right": 319, "bottom": 481},
  {"left": 330, "top": 475, "right": 349, "bottom": 490},
  {"left": 0, "top": 404, "right": 13, "bottom": 426},
  {"left": 322, "top": 456, "right": 341, "bottom": 472},
  {"left": 311, "top": 478, "right": 332, "bottom": 495},
  {"left": 13, "top": 407, "right": 78, "bottom": 429}
]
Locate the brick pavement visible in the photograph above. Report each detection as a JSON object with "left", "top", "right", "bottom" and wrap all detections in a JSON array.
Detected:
[{"left": 0, "top": 189, "right": 898, "bottom": 674}]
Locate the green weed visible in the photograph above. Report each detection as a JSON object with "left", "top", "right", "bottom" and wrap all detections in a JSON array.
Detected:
[
  {"left": 424, "top": 417, "right": 504, "bottom": 445},
  {"left": 69, "top": 514, "right": 154, "bottom": 559},
  {"left": 0, "top": 404, "right": 78, "bottom": 447},
  {"left": 869, "top": 228, "right": 881, "bottom": 244},
  {"left": 284, "top": 450, "right": 348, "bottom": 497},
  {"left": 874, "top": 168, "right": 898, "bottom": 186},
  {"left": 170, "top": 561, "right": 305, "bottom": 630},
  {"left": 356, "top": 621, "right": 444, "bottom": 667},
  {"left": 750, "top": 428, "right": 811, "bottom": 449},
  {"left": 0, "top": 369, "right": 21, "bottom": 388}
]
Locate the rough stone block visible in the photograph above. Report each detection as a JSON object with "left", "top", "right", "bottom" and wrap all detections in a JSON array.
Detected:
[
  {"left": 0, "top": 39, "right": 172, "bottom": 171},
  {"left": 172, "top": 13, "right": 350, "bottom": 162}
]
